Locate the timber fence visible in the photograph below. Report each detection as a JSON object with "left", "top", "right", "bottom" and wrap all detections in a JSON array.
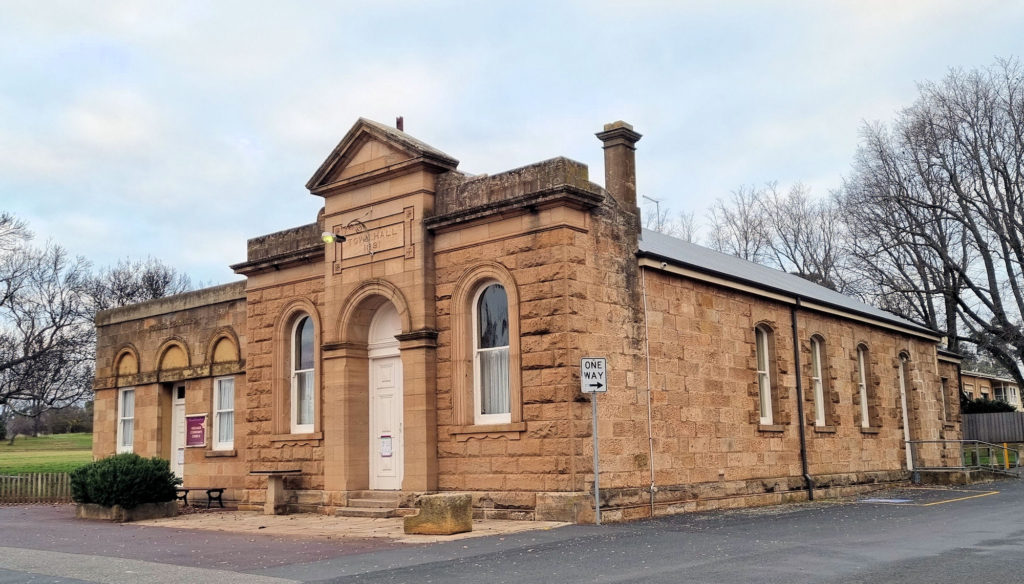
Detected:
[
  {"left": 0, "top": 472, "right": 72, "bottom": 504},
  {"left": 963, "top": 412, "right": 1024, "bottom": 444}
]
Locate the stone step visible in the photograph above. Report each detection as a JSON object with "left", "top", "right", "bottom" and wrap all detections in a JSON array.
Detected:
[
  {"left": 348, "top": 490, "right": 402, "bottom": 503},
  {"left": 348, "top": 498, "right": 402, "bottom": 508},
  {"left": 335, "top": 507, "right": 398, "bottom": 519}
]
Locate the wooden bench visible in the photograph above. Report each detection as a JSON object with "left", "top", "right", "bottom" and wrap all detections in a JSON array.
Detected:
[{"left": 175, "top": 487, "right": 225, "bottom": 509}]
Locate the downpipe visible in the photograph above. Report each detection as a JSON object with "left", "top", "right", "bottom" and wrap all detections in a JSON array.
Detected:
[{"left": 791, "top": 301, "right": 815, "bottom": 501}]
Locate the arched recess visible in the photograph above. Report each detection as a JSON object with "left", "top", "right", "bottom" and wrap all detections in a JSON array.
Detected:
[
  {"left": 156, "top": 338, "right": 191, "bottom": 372},
  {"left": 207, "top": 327, "right": 241, "bottom": 364},
  {"left": 336, "top": 279, "right": 412, "bottom": 345},
  {"left": 114, "top": 345, "right": 140, "bottom": 387},
  {"left": 272, "top": 298, "right": 323, "bottom": 435},
  {"left": 450, "top": 261, "right": 522, "bottom": 427}
]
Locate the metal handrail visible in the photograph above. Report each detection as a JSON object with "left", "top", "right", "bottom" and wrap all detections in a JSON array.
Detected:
[{"left": 907, "top": 439, "right": 1022, "bottom": 474}]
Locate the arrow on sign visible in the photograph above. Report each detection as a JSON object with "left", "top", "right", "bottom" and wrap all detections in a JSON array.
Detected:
[{"left": 588, "top": 382, "right": 604, "bottom": 390}]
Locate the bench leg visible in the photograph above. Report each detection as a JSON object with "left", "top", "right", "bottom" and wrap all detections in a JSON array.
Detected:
[
  {"left": 265, "top": 477, "right": 285, "bottom": 515},
  {"left": 206, "top": 490, "right": 224, "bottom": 509}
]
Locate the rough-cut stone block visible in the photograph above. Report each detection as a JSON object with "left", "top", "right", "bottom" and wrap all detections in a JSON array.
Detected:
[
  {"left": 403, "top": 493, "right": 473, "bottom": 535},
  {"left": 76, "top": 501, "right": 178, "bottom": 522}
]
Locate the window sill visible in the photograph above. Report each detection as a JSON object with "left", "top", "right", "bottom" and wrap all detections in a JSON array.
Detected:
[
  {"left": 205, "top": 449, "right": 237, "bottom": 458},
  {"left": 270, "top": 432, "right": 323, "bottom": 444},
  {"left": 450, "top": 422, "right": 526, "bottom": 441},
  {"left": 860, "top": 426, "right": 881, "bottom": 435},
  {"left": 758, "top": 424, "right": 786, "bottom": 433},
  {"left": 812, "top": 425, "right": 837, "bottom": 434}
]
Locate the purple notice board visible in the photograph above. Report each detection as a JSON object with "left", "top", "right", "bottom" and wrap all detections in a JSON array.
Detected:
[{"left": 186, "top": 414, "right": 207, "bottom": 447}]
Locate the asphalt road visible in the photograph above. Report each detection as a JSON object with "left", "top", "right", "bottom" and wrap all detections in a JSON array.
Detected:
[{"left": 3, "top": 481, "right": 1024, "bottom": 583}]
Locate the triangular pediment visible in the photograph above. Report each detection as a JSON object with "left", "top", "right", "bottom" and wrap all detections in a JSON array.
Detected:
[{"left": 306, "top": 118, "right": 459, "bottom": 195}]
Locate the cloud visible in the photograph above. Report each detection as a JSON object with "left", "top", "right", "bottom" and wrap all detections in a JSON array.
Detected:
[{"left": 64, "top": 88, "right": 163, "bottom": 152}]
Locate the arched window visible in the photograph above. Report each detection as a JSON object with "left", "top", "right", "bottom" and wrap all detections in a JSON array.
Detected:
[
  {"left": 810, "top": 336, "right": 828, "bottom": 427},
  {"left": 291, "top": 315, "right": 315, "bottom": 433},
  {"left": 473, "top": 283, "right": 510, "bottom": 424},
  {"left": 755, "top": 325, "right": 774, "bottom": 425},
  {"left": 856, "top": 344, "right": 871, "bottom": 428}
]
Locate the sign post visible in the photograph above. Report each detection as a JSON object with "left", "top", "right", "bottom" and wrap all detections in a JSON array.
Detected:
[{"left": 581, "top": 357, "right": 607, "bottom": 525}]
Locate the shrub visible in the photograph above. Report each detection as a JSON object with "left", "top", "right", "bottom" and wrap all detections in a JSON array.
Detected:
[
  {"left": 962, "top": 397, "right": 1018, "bottom": 414},
  {"left": 70, "top": 453, "right": 181, "bottom": 509}
]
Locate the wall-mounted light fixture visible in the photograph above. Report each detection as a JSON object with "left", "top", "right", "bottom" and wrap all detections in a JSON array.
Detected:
[{"left": 322, "top": 231, "right": 346, "bottom": 244}]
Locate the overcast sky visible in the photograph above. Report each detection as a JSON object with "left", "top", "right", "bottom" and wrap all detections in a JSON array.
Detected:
[{"left": 2, "top": 1, "right": 1022, "bottom": 285}]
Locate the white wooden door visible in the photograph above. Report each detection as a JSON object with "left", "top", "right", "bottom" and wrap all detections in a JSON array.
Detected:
[
  {"left": 170, "top": 385, "right": 185, "bottom": 479},
  {"left": 370, "top": 356, "right": 403, "bottom": 490},
  {"left": 368, "top": 303, "right": 403, "bottom": 490}
]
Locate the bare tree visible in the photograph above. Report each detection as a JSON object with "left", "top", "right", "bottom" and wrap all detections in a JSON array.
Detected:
[
  {"left": 642, "top": 200, "right": 699, "bottom": 242},
  {"left": 0, "top": 236, "right": 94, "bottom": 417},
  {"left": 706, "top": 185, "right": 770, "bottom": 261},
  {"left": 86, "top": 257, "right": 192, "bottom": 314},
  {"left": 759, "top": 183, "right": 852, "bottom": 292},
  {"left": 844, "top": 58, "right": 1024, "bottom": 382}
]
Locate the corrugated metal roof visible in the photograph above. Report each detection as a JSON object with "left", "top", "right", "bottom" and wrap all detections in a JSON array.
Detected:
[{"left": 638, "top": 228, "right": 939, "bottom": 337}]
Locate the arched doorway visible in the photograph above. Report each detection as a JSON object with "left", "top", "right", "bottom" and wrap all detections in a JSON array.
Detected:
[{"left": 368, "top": 302, "right": 403, "bottom": 490}]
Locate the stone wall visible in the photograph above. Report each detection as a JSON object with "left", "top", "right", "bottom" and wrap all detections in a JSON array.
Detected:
[{"left": 92, "top": 282, "right": 248, "bottom": 502}]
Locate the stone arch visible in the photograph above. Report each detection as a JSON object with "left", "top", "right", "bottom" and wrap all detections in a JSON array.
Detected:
[
  {"left": 156, "top": 337, "right": 191, "bottom": 371},
  {"left": 450, "top": 261, "right": 522, "bottom": 426},
  {"left": 337, "top": 279, "right": 412, "bottom": 345},
  {"left": 272, "top": 297, "right": 323, "bottom": 434},
  {"left": 114, "top": 344, "right": 140, "bottom": 387},
  {"left": 206, "top": 327, "right": 241, "bottom": 364}
]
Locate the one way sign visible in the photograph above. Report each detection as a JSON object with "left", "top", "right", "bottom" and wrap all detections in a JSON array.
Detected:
[{"left": 580, "top": 357, "right": 608, "bottom": 393}]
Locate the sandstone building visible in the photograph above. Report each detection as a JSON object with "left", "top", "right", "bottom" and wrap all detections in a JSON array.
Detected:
[{"left": 92, "top": 118, "right": 962, "bottom": 522}]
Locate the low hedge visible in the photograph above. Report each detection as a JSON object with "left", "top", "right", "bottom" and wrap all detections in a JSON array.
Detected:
[{"left": 70, "top": 453, "right": 181, "bottom": 509}]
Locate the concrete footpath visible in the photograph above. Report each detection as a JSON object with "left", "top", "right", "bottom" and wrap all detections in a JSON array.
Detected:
[{"left": 135, "top": 508, "right": 568, "bottom": 544}]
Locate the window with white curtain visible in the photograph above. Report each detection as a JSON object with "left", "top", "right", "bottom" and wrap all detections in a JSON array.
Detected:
[
  {"left": 117, "top": 387, "right": 135, "bottom": 453},
  {"left": 291, "top": 315, "right": 315, "bottom": 433},
  {"left": 473, "top": 283, "right": 510, "bottom": 424},
  {"left": 755, "top": 326, "right": 773, "bottom": 425},
  {"left": 857, "top": 345, "right": 870, "bottom": 428},
  {"left": 214, "top": 376, "right": 235, "bottom": 450},
  {"left": 810, "top": 336, "right": 826, "bottom": 426}
]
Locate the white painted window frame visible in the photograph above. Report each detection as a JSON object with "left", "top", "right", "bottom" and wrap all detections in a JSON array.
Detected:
[
  {"left": 756, "top": 327, "right": 773, "bottom": 426},
  {"left": 116, "top": 387, "right": 135, "bottom": 454},
  {"left": 213, "top": 376, "right": 235, "bottom": 450},
  {"left": 290, "top": 315, "right": 315, "bottom": 434},
  {"left": 810, "top": 337, "right": 826, "bottom": 426},
  {"left": 472, "top": 282, "right": 511, "bottom": 425},
  {"left": 857, "top": 346, "right": 870, "bottom": 428}
]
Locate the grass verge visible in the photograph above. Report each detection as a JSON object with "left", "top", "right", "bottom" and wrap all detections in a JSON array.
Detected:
[{"left": 0, "top": 433, "right": 93, "bottom": 474}]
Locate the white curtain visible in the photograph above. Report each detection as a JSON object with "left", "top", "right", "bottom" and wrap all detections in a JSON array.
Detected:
[
  {"left": 217, "top": 380, "right": 234, "bottom": 444},
  {"left": 296, "top": 371, "right": 314, "bottom": 425},
  {"left": 120, "top": 390, "right": 134, "bottom": 448},
  {"left": 480, "top": 347, "right": 509, "bottom": 415}
]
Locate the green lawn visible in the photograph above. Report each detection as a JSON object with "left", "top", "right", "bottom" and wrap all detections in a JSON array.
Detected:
[{"left": 0, "top": 433, "right": 93, "bottom": 474}]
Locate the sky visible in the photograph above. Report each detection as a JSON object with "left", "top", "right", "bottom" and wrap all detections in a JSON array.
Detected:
[{"left": 2, "top": 1, "right": 1022, "bottom": 285}]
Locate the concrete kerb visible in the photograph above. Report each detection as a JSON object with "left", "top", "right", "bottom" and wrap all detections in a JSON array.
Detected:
[{"left": 135, "top": 510, "right": 568, "bottom": 544}]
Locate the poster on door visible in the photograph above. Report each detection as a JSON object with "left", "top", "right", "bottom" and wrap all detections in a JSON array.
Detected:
[{"left": 186, "top": 414, "right": 207, "bottom": 447}]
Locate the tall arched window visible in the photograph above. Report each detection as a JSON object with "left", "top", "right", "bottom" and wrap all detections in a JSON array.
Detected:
[
  {"left": 810, "top": 336, "right": 827, "bottom": 427},
  {"left": 473, "top": 283, "right": 510, "bottom": 424},
  {"left": 291, "top": 315, "right": 315, "bottom": 433},
  {"left": 856, "top": 344, "right": 871, "bottom": 428},
  {"left": 755, "top": 325, "right": 774, "bottom": 425}
]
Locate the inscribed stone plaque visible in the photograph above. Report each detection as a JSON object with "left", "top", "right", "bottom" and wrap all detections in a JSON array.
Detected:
[{"left": 343, "top": 223, "right": 405, "bottom": 259}]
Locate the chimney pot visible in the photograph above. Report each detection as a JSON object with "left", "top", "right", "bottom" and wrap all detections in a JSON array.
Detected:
[{"left": 396, "top": 116, "right": 404, "bottom": 131}]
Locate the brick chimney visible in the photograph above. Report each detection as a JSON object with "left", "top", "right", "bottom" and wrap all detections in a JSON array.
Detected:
[{"left": 596, "top": 121, "right": 642, "bottom": 209}]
